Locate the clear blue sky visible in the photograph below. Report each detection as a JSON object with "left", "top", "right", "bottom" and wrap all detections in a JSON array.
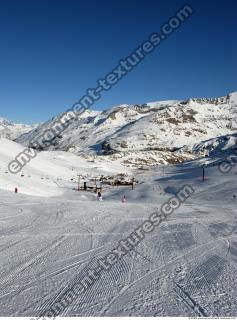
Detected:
[{"left": 0, "top": 0, "right": 236, "bottom": 124}]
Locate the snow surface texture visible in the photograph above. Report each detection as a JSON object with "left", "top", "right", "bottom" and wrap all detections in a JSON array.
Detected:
[
  {"left": 0, "top": 117, "right": 37, "bottom": 140},
  {"left": 0, "top": 91, "right": 236, "bottom": 316},
  {"left": 16, "top": 92, "right": 237, "bottom": 167},
  {"left": 0, "top": 156, "right": 236, "bottom": 316},
  {"left": 0, "top": 138, "right": 131, "bottom": 196}
]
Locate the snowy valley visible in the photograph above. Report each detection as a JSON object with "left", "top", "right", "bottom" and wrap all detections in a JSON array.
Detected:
[{"left": 0, "top": 92, "right": 236, "bottom": 317}]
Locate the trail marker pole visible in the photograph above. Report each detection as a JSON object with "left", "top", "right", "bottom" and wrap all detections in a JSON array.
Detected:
[
  {"left": 132, "top": 177, "right": 135, "bottom": 190},
  {"left": 78, "top": 175, "right": 81, "bottom": 191}
]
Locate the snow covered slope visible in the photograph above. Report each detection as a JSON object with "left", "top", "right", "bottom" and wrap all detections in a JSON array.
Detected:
[
  {"left": 0, "top": 117, "right": 37, "bottom": 140},
  {"left": 0, "top": 153, "right": 236, "bottom": 316},
  {"left": 0, "top": 138, "right": 130, "bottom": 196},
  {"left": 16, "top": 92, "right": 237, "bottom": 167},
  {"left": 179, "top": 133, "right": 237, "bottom": 158},
  {"left": 1, "top": 93, "right": 237, "bottom": 316}
]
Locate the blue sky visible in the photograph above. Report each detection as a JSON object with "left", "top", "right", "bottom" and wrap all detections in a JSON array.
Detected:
[{"left": 0, "top": 0, "right": 236, "bottom": 124}]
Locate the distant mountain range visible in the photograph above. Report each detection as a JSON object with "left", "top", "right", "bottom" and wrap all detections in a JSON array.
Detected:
[
  {"left": 2, "top": 91, "right": 237, "bottom": 168},
  {"left": 0, "top": 117, "right": 37, "bottom": 140}
]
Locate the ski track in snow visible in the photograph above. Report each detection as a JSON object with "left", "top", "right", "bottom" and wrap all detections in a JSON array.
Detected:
[{"left": 0, "top": 157, "right": 236, "bottom": 316}]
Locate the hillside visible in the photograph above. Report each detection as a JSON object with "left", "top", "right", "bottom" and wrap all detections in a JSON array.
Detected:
[
  {"left": 16, "top": 92, "right": 237, "bottom": 168},
  {"left": 0, "top": 138, "right": 130, "bottom": 196}
]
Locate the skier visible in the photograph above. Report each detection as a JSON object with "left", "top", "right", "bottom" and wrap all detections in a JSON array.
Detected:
[
  {"left": 121, "top": 195, "right": 126, "bottom": 203},
  {"left": 97, "top": 191, "right": 103, "bottom": 201},
  {"left": 14, "top": 187, "right": 18, "bottom": 194}
]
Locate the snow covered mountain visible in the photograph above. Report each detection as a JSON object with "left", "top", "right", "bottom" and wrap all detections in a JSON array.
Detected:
[
  {"left": 1, "top": 96, "right": 237, "bottom": 316},
  {"left": 0, "top": 117, "right": 37, "bottom": 140},
  {"left": 16, "top": 92, "right": 237, "bottom": 167}
]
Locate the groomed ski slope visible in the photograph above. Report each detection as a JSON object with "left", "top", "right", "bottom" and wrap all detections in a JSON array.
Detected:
[
  {"left": 0, "top": 138, "right": 131, "bottom": 196},
  {"left": 0, "top": 150, "right": 236, "bottom": 316}
]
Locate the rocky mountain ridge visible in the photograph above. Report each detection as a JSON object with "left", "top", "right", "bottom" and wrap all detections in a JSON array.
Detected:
[{"left": 13, "top": 91, "right": 237, "bottom": 167}]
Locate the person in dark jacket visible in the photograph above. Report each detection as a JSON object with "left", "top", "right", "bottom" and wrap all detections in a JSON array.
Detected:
[{"left": 97, "top": 191, "right": 103, "bottom": 201}]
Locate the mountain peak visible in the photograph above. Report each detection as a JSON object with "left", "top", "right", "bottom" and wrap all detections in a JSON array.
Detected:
[
  {"left": 0, "top": 117, "right": 37, "bottom": 140},
  {"left": 14, "top": 90, "right": 237, "bottom": 168}
]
